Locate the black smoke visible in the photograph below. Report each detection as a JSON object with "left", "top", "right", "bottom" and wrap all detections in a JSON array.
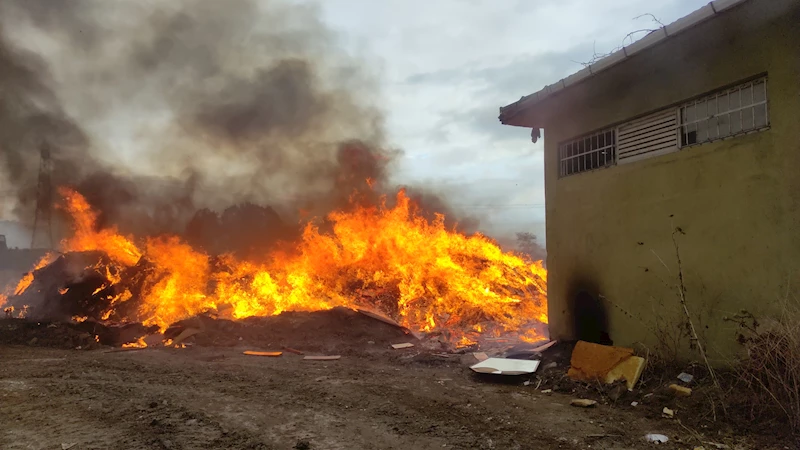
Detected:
[{"left": 0, "top": 0, "right": 434, "bottom": 249}]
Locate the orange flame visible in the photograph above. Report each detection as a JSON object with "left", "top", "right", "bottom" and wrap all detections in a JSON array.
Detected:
[
  {"left": 122, "top": 337, "right": 148, "bottom": 348},
  {"left": 58, "top": 186, "right": 142, "bottom": 266},
  {"left": 13, "top": 273, "right": 33, "bottom": 296},
  {"left": 50, "top": 187, "right": 547, "bottom": 341},
  {"left": 12, "top": 253, "right": 53, "bottom": 296}
]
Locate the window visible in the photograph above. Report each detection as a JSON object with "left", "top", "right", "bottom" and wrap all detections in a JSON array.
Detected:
[
  {"left": 558, "top": 128, "right": 616, "bottom": 177},
  {"left": 680, "top": 78, "right": 768, "bottom": 147},
  {"left": 557, "top": 76, "right": 770, "bottom": 178}
]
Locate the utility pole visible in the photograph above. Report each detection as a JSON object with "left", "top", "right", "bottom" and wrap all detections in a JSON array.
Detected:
[{"left": 30, "top": 143, "right": 53, "bottom": 249}]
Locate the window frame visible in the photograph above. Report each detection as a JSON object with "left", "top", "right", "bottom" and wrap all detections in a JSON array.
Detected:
[
  {"left": 678, "top": 77, "right": 769, "bottom": 148},
  {"left": 556, "top": 75, "right": 770, "bottom": 179},
  {"left": 557, "top": 127, "right": 617, "bottom": 178}
]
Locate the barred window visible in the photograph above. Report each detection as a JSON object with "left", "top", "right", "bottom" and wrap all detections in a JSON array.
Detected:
[
  {"left": 558, "top": 128, "right": 616, "bottom": 177},
  {"left": 680, "top": 78, "right": 768, "bottom": 147}
]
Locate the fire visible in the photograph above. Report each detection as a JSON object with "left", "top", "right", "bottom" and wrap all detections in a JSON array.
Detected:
[
  {"left": 58, "top": 186, "right": 142, "bottom": 266},
  {"left": 122, "top": 337, "right": 148, "bottom": 348},
  {"left": 22, "top": 187, "right": 548, "bottom": 342},
  {"left": 12, "top": 253, "right": 52, "bottom": 297},
  {"left": 13, "top": 273, "right": 34, "bottom": 296}
]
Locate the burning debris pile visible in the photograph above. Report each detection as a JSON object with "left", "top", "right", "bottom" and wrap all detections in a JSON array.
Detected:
[
  {"left": 2, "top": 188, "right": 547, "bottom": 348},
  {"left": 0, "top": 0, "right": 548, "bottom": 349}
]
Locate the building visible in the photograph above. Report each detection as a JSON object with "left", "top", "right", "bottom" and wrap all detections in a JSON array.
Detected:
[{"left": 499, "top": 0, "right": 800, "bottom": 361}]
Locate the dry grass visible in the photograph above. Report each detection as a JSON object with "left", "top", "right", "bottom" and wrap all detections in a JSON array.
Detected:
[{"left": 726, "top": 303, "right": 800, "bottom": 433}]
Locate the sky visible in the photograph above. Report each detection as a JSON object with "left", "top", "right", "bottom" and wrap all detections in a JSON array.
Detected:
[
  {"left": 304, "top": 0, "right": 707, "bottom": 240},
  {"left": 0, "top": 0, "right": 708, "bottom": 249}
]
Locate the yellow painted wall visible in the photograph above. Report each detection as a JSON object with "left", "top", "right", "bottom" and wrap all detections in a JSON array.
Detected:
[{"left": 537, "top": 0, "right": 800, "bottom": 362}]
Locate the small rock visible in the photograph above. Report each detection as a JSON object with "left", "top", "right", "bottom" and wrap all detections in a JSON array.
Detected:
[
  {"left": 669, "top": 384, "right": 692, "bottom": 397},
  {"left": 631, "top": 401, "right": 639, "bottom": 407},
  {"left": 367, "top": 341, "right": 375, "bottom": 345},
  {"left": 607, "top": 382, "right": 627, "bottom": 401},
  {"left": 677, "top": 372, "right": 694, "bottom": 383},
  {"left": 149, "top": 401, "right": 158, "bottom": 408},
  {"left": 541, "top": 389, "right": 552, "bottom": 394},
  {"left": 294, "top": 439, "right": 311, "bottom": 450},
  {"left": 186, "top": 419, "right": 199, "bottom": 425},
  {"left": 645, "top": 433, "right": 669, "bottom": 443},
  {"left": 570, "top": 399, "right": 597, "bottom": 408},
  {"left": 662, "top": 407, "right": 674, "bottom": 418},
  {"left": 523, "top": 380, "right": 531, "bottom": 386}
]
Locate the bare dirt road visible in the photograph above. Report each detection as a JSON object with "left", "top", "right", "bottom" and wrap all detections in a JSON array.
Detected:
[
  {"left": 0, "top": 308, "right": 779, "bottom": 449},
  {"left": 1, "top": 343, "right": 740, "bottom": 450}
]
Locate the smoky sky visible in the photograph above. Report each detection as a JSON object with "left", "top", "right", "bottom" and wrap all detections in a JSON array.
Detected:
[{"left": 0, "top": 0, "right": 415, "bottom": 240}]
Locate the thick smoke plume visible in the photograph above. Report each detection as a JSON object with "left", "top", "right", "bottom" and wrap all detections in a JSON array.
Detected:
[{"left": 0, "top": 0, "right": 455, "bottom": 251}]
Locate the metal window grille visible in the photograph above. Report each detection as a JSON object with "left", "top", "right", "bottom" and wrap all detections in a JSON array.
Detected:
[
  {"left": 680, "top": 78, "right": 769, "bottom": 147},
  {"left": 558, "top": 128, "right": 616, "bottom": 177}
]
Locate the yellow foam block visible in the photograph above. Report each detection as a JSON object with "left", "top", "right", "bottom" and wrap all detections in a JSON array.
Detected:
[
  {"left": 604, "top": 356, "right": 646, "bottom": 390},
  {"left": 567, "top": 341, "right": 634, "bottom": 382}
]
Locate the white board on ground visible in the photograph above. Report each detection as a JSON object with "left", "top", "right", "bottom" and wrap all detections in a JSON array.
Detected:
[
  {"left": 391, "top": 343, "right": 414, "bottom": 349},
  {"left": 470, "top": 358, "right": 540, "bottom": 375}
]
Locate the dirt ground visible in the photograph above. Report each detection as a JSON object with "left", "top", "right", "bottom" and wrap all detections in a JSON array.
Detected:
[{"left": 0, "top": 311, "right": 789, "bottom": 450}]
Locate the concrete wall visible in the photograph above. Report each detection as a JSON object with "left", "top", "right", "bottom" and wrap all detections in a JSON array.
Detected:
[{"left": 535, "top": 0, "right": 800, "bottom": 362}]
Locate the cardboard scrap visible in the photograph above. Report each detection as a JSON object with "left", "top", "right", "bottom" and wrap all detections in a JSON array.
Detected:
[
  {"left": 570, "top": 399, "right": 598, "bottom": 407},
  {"left": 473, "top": 352, "right": 489, "bottom": 362},
  {"left": 391, "top": 343, "right": 414, "bottom": 349},
  {"left": 357, "top": 308, "right": 403, "bottom": 328},
  {"left": 531, "top": 340, "right": 558, "bottom": 353},
  {"left": 304, "top": 355, "right": 341, "bottom": 361},
  {"left": 470, "top": 358, "right": 540, "bottom": 375},
  {"left": 567, "top": 341, "right": 646, "bottom": 390},
  {"left": 172, "top": 327, "right": 202, "bottom": 346},
  {"left": 243, "top": 351, "right": 282, "bottom": 357}
]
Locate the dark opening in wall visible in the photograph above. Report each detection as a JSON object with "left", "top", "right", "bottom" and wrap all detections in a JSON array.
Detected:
[{"left": 568, "top": 277, "right": 612, "bottom": 345}]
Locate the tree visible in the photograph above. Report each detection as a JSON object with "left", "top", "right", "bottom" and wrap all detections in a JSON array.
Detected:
[{"left": 515, "top": 232, "right": 545, "bottom": 261}]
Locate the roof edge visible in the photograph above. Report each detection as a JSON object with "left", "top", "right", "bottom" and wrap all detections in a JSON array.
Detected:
[{"left": 498, "top": 0, "right": 749, "bottom": 127}]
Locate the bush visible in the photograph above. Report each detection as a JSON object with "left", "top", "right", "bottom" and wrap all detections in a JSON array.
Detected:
[{"left": 729, "top": 305, "right": 800, "bottom": 433}]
